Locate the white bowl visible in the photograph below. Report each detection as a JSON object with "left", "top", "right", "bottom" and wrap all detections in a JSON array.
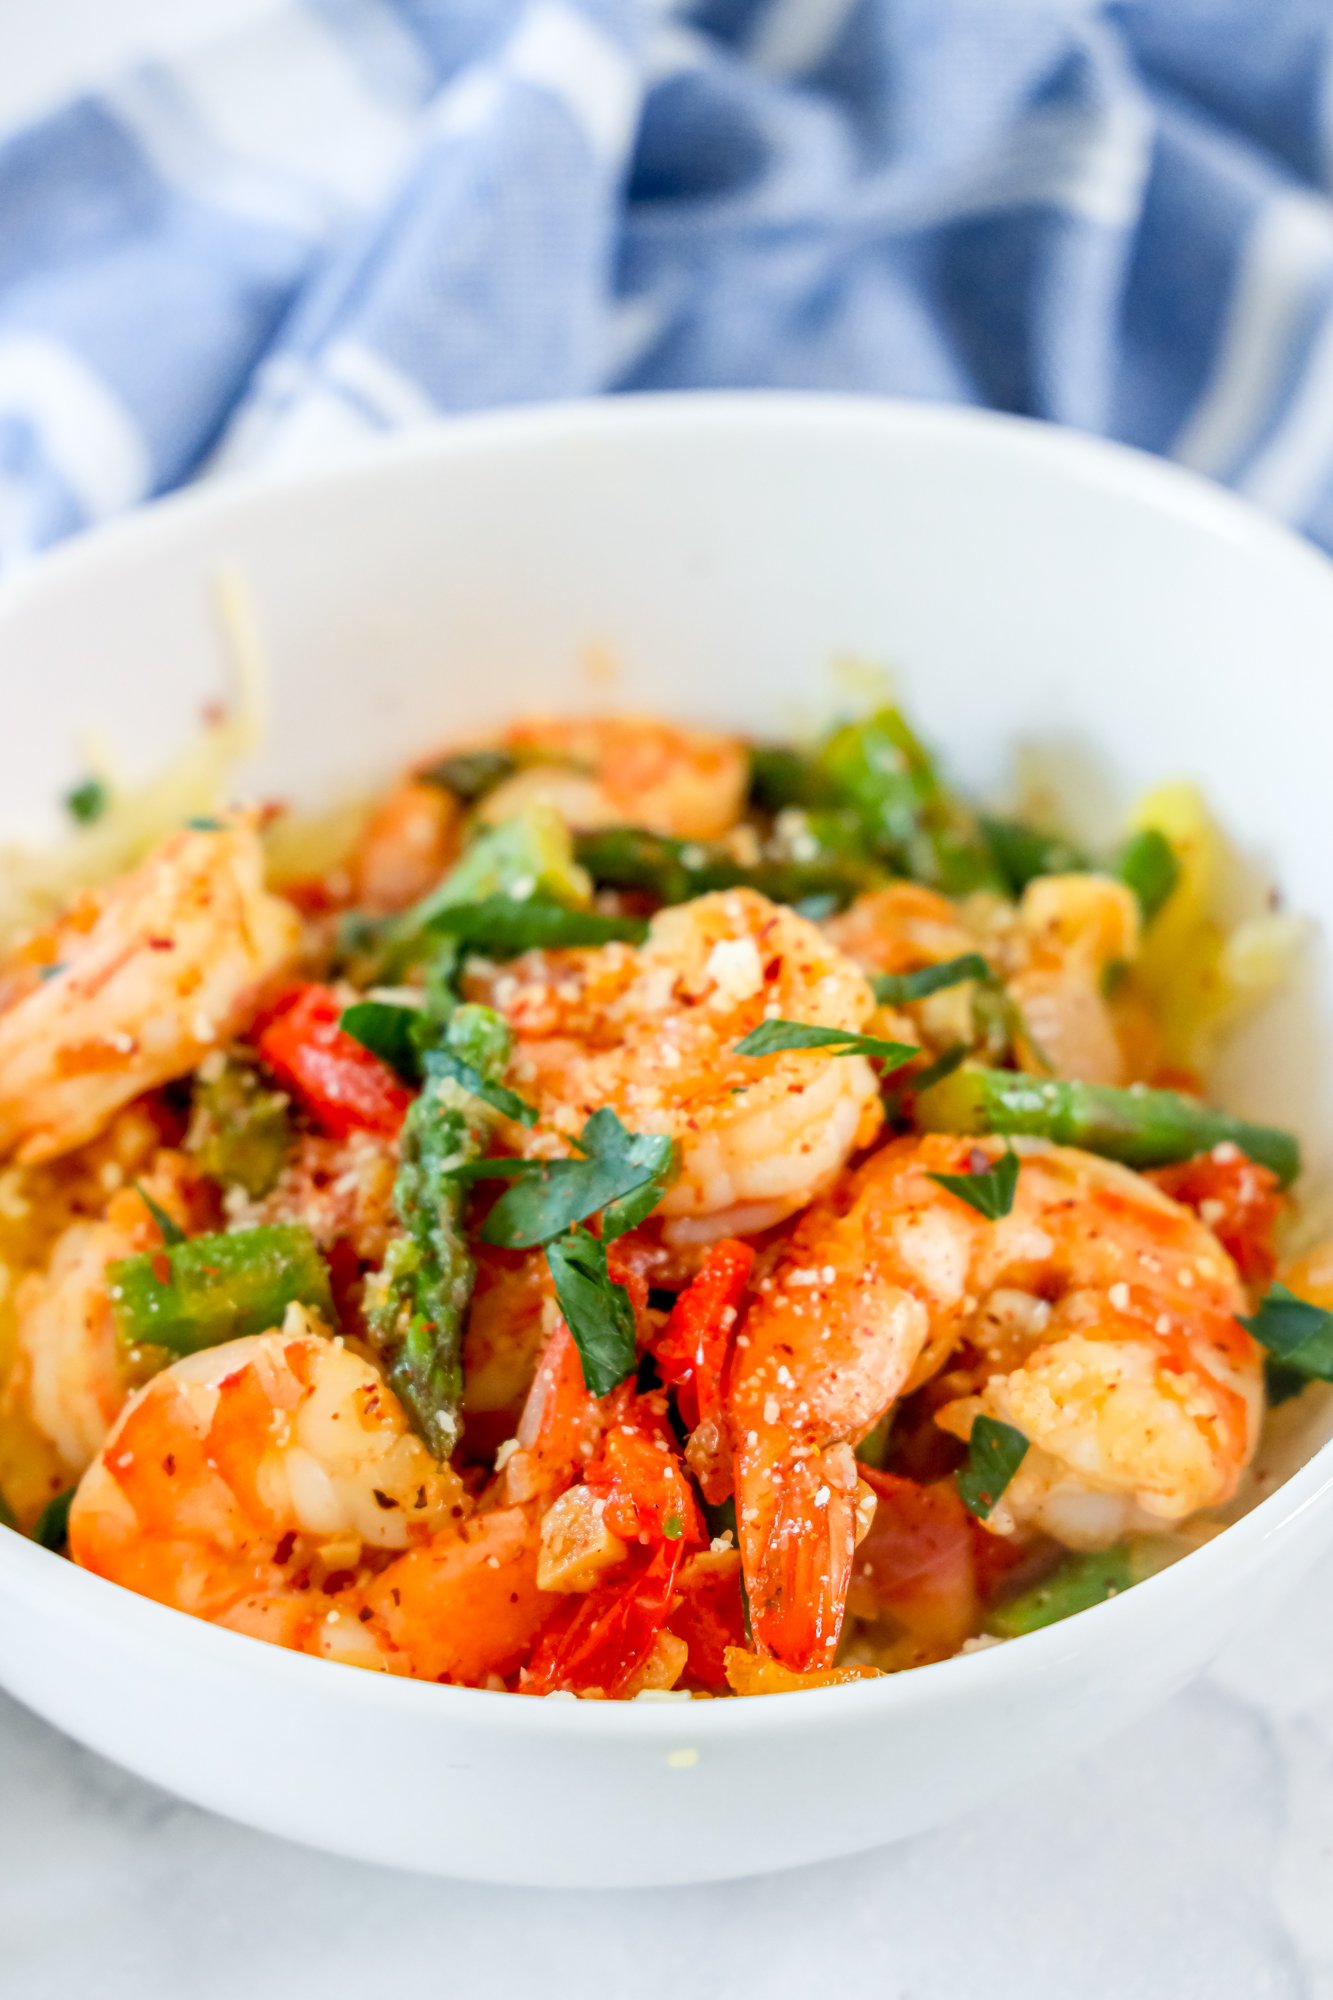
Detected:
[{"left": 2, "top": 396, "right": 1332, "bottom": 1888}]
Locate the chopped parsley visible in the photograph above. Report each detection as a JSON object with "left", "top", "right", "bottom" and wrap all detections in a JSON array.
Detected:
[
  {"left": 133, "top": 1181, "right": 187, "bottom": 1246},
  {"left": 479, "top": 1108, "right": 676, "bottom": 1250},
  {"left": 545, "top": 1227, "right": 639, "bottom": 1396},
  {"left": 928, "top": 1146, "right": 1020, "bottom": 1220},
  {"left": 65, "top": 777, "right": 108, "bottom": 824},
  {"left": 871, "top": 953, "right": 991, "bottom": 1006},
  {"left": 957, "top": 1416, "right": 1029, "bottom": 1520},
  {"left": 1240, "top": 1284, "right": 1333, "bottom": 1381},
  {"left": 733, "top": 1019, "right": 917, "bottom": 1067}
]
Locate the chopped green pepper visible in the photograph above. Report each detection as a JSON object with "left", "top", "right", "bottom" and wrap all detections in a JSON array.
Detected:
[{"left": 108, "top": 1223, "right": 334, "bottom": 1355}]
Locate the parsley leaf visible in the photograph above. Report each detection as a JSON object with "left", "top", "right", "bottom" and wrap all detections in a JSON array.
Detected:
[
  {"left": 425, "top": 898, "right": 646, "bottom": 956},
  {"left": 133, "top": 1181, "right": 187, "bottom": 1246},
  {"left": 957, "top": 1417, "right": 1029, "bottom": 1520},
  {"left": 1116, "top": 828, "right": 1180, "bottom": 924},
  {"left": 733, "top": 1020, "right": 918, "bottom": 1068},
  {"left": 928, "top": 1146, "right": 1020, "bottom": 1220},
  {"left": 185, "top": 816, "right": 225, "bottom": 831},
  {"left": 545, "top": 1227, "right": 639, "bottom": 1395},
  {"left": 446, "top": 1156, "right": 547, "bottom": 1186},
  {"left": 32, "top": 1486, "right": 75, "bottom": 1552},
  {"left": 885, "top": 1042, "right": 967, "bottom": 1119},
  {"left": 65, "top": 777, "right": 108, "bottom": 824},
  {"left": 480, "top": 1108, "right": 677, "bottom": 1249},
  {"left": 1240, "top": 1283, "right": 1333, "bottom": 1381},
  {"left": 340, "top": 999, "right": 422, "bottom": 1081},
  {"left": 417, "top": 749, "right": 518, "bottom": 803},
  {"left": 871, "top": 953, "right": 992, "bottom": 1006}
]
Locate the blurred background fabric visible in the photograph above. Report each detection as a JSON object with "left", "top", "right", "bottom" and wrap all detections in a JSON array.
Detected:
[{"left": 5, "top": 0, "right": 1333, "bottom": 566}]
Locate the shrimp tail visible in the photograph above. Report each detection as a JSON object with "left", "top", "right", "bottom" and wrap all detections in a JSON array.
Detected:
[{"left": 740, "top": 1444, "right": 860, "bottom": 1672}]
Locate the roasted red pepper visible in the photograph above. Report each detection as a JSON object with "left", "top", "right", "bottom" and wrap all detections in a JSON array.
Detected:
[
  {"left": 585, "top": 1418, "right": 704, "bottom": 1547},
  {"left": 848, "top": 1469, "right": 979, "bottom": 1662},
  {"left": 668, "top": 1549, "right": 748, "bottom": 1687},
  {"left": 653, "top": 1238, "right": 754, "bottom": 1431},
  {"left": 525, "top": 1540, "right": 685, "bottom": 1697},
  {"left": 1148, "top": 1147, "right": 1283, "bottom": 1283},
  {"left": 255, "top": 984, "right": 413, "bottom": 1140}
]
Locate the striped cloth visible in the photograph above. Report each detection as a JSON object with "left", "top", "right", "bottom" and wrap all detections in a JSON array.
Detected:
[{"left": 6, "top": 0, "right": 1333, "bottom": 567}]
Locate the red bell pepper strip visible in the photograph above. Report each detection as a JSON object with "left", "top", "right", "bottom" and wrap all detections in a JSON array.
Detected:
[
  {"left": 525, "top": 1540, "right": 685, "bottom": 1697},
  {"left": 852, "top": 1469, "right": 979, "bottom": 1659},
  {"left": 653, "top": 1238, "right": 754, "bottom": 1432},
  {"left": 255, "top": 984, "right": 413, "bottom": 1140},
  {"left": 584, "top": 1418, "right": 704, "bottom": 1547},
  {"left": 668, "top": 1549, "right": 747, "bottom": 1687}
]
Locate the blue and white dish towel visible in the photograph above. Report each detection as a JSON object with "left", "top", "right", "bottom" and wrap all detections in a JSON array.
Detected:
[{"left": 5, "top": 0, "right": 1333, "bottom": 567}]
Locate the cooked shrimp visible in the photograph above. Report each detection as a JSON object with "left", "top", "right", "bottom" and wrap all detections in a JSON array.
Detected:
[
  {"left": 823, "top": 883, "right": 977, "bottom": 980},
  {"left": 360, "top": 1507, "right": 556, "bottom": 1684},
  {"left": 488, "top": 889, "right": 884, "bottom": 1241},
  {"left": 0, "top": 819, "right": 299, "bottom": 1163},
  {"left": 352, "top": 777, "right": 460, "bottom": 913},
  {"left": 69, "top": 1313, "right": 558, "bottom": 1681},
  {"left": 730, "top": 1133, "right": 1261, "bottom": 1669},
  {"left": 70, "top": 1315, "right": 460, "bottom": 1645},
  {"left": 13, "top": 1156, "right": 211, "bottom": 1476},
  {"left": 476, "top": 713, "right": 747, "bottom": 841}
]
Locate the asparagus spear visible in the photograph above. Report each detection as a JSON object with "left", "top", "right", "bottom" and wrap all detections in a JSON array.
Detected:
[
  {"left": 914, "top": 1064, "right": 1300, "bottom": 1185},
  {"left": 750, "top": 708, "right": 1004, "bottom": 895},
  {"left": 108, "top": 1223, "right": 335, "bottom": 1354},
  {"left": 573, "top": 826, "right": 873, "bottom": 912},
  {"left": 363, "top": 1003, "right": 512, "bottom": 1459},
  {"left": 984, "top": 1543, "right": 1166, "bottom": 1638}
]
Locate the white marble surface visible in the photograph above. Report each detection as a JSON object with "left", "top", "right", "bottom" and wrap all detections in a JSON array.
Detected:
[{"left": 4, "top": 5, "right": 1333, "bottom": 1994}]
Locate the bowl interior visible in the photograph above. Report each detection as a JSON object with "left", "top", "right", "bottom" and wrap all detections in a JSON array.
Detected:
[{"left": 6, "top": 396, "right": 1331, "bottom": 1170}]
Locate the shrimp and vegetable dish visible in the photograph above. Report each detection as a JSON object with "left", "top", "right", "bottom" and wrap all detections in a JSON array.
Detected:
[{"left": 1, "top": 696, "right": 1328, "bottom": 1700}]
